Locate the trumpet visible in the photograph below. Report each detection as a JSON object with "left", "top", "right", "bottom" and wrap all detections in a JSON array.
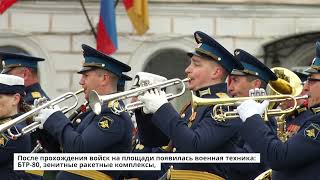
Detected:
[
  {"left": 192, "top": 92, "right": 308, "bottom": 121},
  {"left": 0, "top": 89, "right": 84, "bottom": 140},
  {"left": 89, "top": 78, "right": 190, "bottom": 115},
  {"left": 192, "top": 67, "right": 309, "bottom": 121},
  {"left": 202, "top": 94, "right": 308, "bottom": 121}
]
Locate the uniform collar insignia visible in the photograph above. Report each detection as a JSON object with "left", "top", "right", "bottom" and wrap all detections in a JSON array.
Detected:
[
  {"left": 311, "top": 106, "right": 320, "bottom": 114},
  {"left": 198, "top": 88, "right": 211, "bottom": 97}
]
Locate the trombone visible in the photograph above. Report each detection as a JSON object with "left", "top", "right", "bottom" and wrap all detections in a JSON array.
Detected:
[
  {"left": 89, "top": 78, "right": 190, "bottom": 115},
  {"left": 0, "top": 89, "right": 84, "bottom": 140}
]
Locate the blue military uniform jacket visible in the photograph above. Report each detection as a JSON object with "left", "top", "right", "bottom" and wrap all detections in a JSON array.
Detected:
[
  {"left": 240, "top": 104, "right": 320, "bottom": 180},
  {"left": 24, "top": 83, "right": 50, "bottom": 105},
  {"left": 134, "top": 108, "right": 169, "bottom": 148},
  {"left": 43, "top": 100, "right": 133, "bottom": 179},
  {"left": 286, "top": 105, "right": 313, "bottom": 138},
  {"left": 127, "top": 109, "right": 170, "bottom": 180},
  {"left": 0, "top": 119, "right": 32, "bottom": 180},
  {"left": 149, "top": 83, "right": 268, "bottom": 179}
]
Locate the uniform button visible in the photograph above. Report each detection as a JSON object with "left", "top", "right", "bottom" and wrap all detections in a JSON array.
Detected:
[
  {"left": 76, "top": 119, "right": 81, "bottom": 124},
  {"left": 180, "top": 113, "right": 185, "bottom": 118},
  {"left": 172, "top": 148, "right": 176, "bottom": 152}
]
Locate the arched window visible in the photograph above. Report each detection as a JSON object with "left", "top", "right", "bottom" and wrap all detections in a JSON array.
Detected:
[
  {"left": 144, "top": 48, "right": 190, "bottom": 111},
  {"left": 144, "top": 48, "right": 189, "bottom": 79},
  {"left": 263, "top": 32, "right": 320, "bottom": 71}
]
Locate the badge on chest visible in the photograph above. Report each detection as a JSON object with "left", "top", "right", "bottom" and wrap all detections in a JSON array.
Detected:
[
  {"left": 304, "top": 123, "right": 320, "bottom": 140},
  {"left": 98, "top": 116, "right": 114, "bottom": 129},
  {"left": 0, "top": 134, "right": 9, "bottom": 147}
]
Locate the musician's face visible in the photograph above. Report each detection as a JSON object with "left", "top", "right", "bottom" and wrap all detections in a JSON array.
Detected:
[
  {"left": 0, "top": 94, "right": 19, "bottom": 118},
  {"left": 79, "top": 70, "right": 106, "bottom": 100},
  {"left": 185, "top": 55, "right": 218, "bottom": 91},
  {"left": 306, "top": 73, "right": 320, "bottom": 108},
  {"left": 227, "top": 75, "right": 257, "bottom": 97}
]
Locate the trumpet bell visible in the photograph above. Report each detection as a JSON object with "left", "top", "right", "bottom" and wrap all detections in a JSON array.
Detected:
[
  {"left": 267, "top": 67, "right": 303, "bottom": 109},
  {"left": 254, "top": 169, "right": 272, "bottom": 180},
  {"left": 268, "top": 67, "right": 303, "bottom": 97},
  {"left": 89, "top": 90, "right": 103, "bottom": 115}
]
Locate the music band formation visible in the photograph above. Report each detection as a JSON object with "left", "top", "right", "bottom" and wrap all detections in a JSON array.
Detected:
[{"left": 0, "top": 31, "right": 319, "bottom": 180}]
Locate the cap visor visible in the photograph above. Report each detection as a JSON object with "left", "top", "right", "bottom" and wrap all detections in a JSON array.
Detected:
[
  {"left": 230, "top": 69, "right": 246, "bottom": 76},
  {"left": 304, "top": 67, "right": 319, "bottom": 74},
  {"left": 77, "top": 67, "right": 96, "bottom": 74}
]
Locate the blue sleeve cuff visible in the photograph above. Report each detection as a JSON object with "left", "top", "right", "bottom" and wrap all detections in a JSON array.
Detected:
[
  {"left": 151, "top": 103, "right": 180, "bottom": 137},
  {"left": 44, "top": 111, "right": 71, "bottom": 144}
]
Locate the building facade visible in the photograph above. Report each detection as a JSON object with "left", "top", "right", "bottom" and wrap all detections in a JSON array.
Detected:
[{"left": 0, "top": 0, "right": 320, "bottom": 100}]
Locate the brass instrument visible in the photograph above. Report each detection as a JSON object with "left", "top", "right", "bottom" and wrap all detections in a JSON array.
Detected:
[
  {"left": 191, "top": 67, "right": 307, "bottom": 122},
  {"left": 192, "top": 92, "right": 307, "bottom": 121},
  {"left": 277, "top": 113, "right": 288, "bottom": 142},
  {"left": 88, "top": 78, "right": 190, "bottom": 115},
  {"left": 160, "top": 166, "right": 225, "bottom": 180},
  {"left": 31, "top": 142, "right": 43, "bottom": 153},
  {"left": 269, "top": 67, "right": 304, "bottom": 142},
  {"left": 254, "top": 169, "right": 272, "bottom": 180},
  {"left": 0, "top": 89, "right": 84, "bottom": 140},
  {"left": 267, "top": 67, "right": 303, "bottom": 109},
  {"left": 276, "top": 103, "right": 307, "bottom": 142}
]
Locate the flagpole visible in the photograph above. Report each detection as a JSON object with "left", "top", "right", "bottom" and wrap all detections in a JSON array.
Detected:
[{"left": 79, "top": 0, "right": 97, "bottom": 39}]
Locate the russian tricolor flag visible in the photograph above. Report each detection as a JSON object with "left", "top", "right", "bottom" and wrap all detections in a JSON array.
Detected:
[{"left": 97, "top": 0, "right": 117, "bottom": 55}]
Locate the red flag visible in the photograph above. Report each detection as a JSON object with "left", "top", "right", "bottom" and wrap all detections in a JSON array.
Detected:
[
  {"left": 96, "top": 0, "right": 117, "bottom": 55},
  {"left": 0, "top": 0, "right": 17, "bottom": 14},
  {"left": 123, "top": 0, "right": 149, "bottom": 35}
]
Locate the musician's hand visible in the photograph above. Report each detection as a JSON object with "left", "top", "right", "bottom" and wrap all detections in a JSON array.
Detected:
[
  {"left": 138, "top": 89, "right": 168, "bottom": 114},
  {"left": 237, "top": 99, "right": 269, "bottom": 122},
  {"left": 34, "top": 106, "right": 61, "bottom": 129},
  {"left": 33, "top": 97, "right": 48, "bottom": 108}
]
